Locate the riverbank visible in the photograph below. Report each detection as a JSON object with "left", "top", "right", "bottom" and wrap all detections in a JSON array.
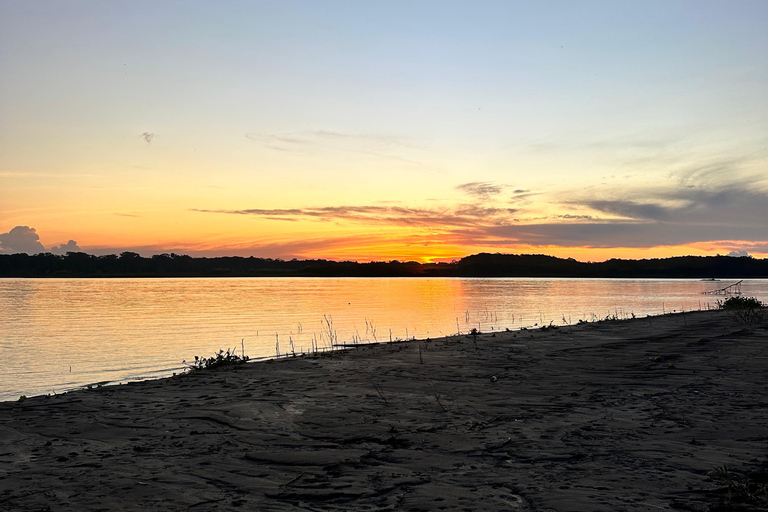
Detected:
[
  {"left": 4, "top": 252, "right": 768, "bottom": 278},
  {"left": 1, "top": 310, "right": 767, "bottom": 511}
]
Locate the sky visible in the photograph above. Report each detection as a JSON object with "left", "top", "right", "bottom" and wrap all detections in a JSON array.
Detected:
[{"left": 1, "top": 1, "right": 767, "bottom": 262}]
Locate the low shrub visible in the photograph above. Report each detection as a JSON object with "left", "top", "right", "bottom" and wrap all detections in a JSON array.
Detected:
[
  {"left": 185, "top": 348, "right": 248, "bottom": 372},
  {"left": 718, "top": 296, "right": 765, "bottom": 324},
  {"left": 718, "top": 296, "right": 764, "bottom": 310}
]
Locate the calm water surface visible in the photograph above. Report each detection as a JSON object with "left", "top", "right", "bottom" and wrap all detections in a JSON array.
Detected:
[{"left": 2, "top": 277, "right": 766, "bottom": 401}]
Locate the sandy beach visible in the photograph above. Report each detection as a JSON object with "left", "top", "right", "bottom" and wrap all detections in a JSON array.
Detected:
[{"left": 1, "top": 309, "right": 767, "bottom": 511}]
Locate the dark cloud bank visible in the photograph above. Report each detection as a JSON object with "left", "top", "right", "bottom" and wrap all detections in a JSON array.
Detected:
[{"left": 193, "top": 177, "right": 768, "bottom": 255}]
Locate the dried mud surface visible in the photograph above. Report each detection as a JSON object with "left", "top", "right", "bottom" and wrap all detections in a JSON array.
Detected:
[{"left": 2, "top": 310, "right": 767, "bottom": 511}]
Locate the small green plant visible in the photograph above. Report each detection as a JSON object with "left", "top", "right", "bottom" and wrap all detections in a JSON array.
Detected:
[
  {"left": 18, "top": 395, "right": 27, "bottom": 402},
  {"left": 185, "top": 347, "right": 249, "bottom": 372}
]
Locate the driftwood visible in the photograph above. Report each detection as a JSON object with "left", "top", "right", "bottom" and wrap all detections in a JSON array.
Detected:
[{"left": 703, "top": 280, "right": 742, "bottom": 295}]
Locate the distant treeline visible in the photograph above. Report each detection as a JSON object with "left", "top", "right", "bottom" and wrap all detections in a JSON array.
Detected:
[{"left": 1, "top": 251, "right": 767, "bottom": 278}]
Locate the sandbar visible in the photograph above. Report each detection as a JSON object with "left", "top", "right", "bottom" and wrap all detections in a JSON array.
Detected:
[{"left": 1, "top": 309, "right": 767, "bottom": 511}]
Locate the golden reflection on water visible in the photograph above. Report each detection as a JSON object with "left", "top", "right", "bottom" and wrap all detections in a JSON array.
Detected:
[{"left": 2, "top": 277, "right": 766, "bottom": 401}]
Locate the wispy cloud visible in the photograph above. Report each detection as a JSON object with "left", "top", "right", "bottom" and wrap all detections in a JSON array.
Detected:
[
  {"left": 672, "top": 155, "right": 766, "bottom": 191},
  {"left": 244, "top": 133, "right": 309, "bottom": 149},
  {"left": 508, "top": 189, "right": 542, "bottom": 206},
  {"left": 193, "top": 204, "right": 518, "bottom": 229},
  {"left": 703, "top": 240, "right": 768, "bottom": 255},
  {"left": 521, "top": 132, "right": 682, "bottom": 159},
  {"left": 244, "top": 130, "right": 421, "bottom": 151},
  {"left": 312, "top": 130, "right": 426, "bottom": 151},
  {"left": 489, "top": 222, "right": 768, "bottom": 248},
  {"left": 455, "top": 181, "right": 503, "bottom": 200},
  {"left": 584, "top": 200, "right": 671, "bottom": 221},
  {"left": 0, "top": 172, "right": 99, "bottom": 179},
  {"left": 191, "top": 161, "right": 768, "bottom": 257},
  {"left": 578, "top": 183, "right": 768, "bottom": 225},
  {"left": 492, "top": 174, "right": 768, "bottom": 248},
  {"left": 243, "top": 129, "right": 434, "bottom": 169}
]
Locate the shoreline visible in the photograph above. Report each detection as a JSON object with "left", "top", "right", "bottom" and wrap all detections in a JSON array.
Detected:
[
  {"left": 2, "top": 309, "right": 767, "bottom": 510},
  {"left": 2, "top": 308, "right": 732, "bottom": 404},
  {"left": 4, "top": 251, "right": 768, "bottom": 279}
]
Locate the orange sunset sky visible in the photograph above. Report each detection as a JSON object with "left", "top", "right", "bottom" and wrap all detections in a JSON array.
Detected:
[{"left": 1, "top": 1, "right": 767, "bottom": 263}]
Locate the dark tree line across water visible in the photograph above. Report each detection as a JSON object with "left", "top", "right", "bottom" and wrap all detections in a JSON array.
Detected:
[{"left": 1, "top": 251, "right": 767, "bottom": 278}]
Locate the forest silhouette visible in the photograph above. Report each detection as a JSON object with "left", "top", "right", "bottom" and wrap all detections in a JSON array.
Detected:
[{"left": 1, "top": 252, "right": 767, "bottom": 278}]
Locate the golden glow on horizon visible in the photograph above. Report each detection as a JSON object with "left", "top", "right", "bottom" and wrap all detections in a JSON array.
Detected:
[
  {"left": 5, "top": 199, "right": 766, "bottom": 263},
  {"left": 295, "top": 243, "right": 768, "bottom": 264}
]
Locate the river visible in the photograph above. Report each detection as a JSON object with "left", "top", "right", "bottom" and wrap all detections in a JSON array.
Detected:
[{"left": 2, "top": 277, "right": 765, "bottom": 401}]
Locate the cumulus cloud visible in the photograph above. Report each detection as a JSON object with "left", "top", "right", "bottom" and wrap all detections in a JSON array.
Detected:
[
  {"left": 0, "top": 226, "right": 82, "bottom": 255},
  {"left": 0, "top": 226, "right": 46, "bottom": 254},
  {"left": 726, "top": 250, "right": 751, "bottom": 257},
  {"left": 50, "top": 240, "right": 81, "bottom": 255}
]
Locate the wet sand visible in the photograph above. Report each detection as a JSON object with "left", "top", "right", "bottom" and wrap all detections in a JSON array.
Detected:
[{"left": 1, "top": 310, "right": 767, "bottom": 511}]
